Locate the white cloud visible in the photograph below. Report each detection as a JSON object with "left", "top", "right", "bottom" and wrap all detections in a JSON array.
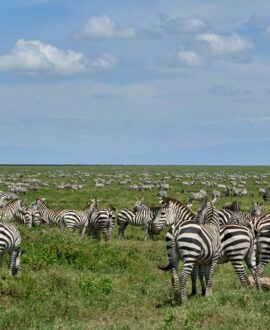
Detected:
[
  {"left": 197, "top": 33, "right": 254, "bottom": 57},
  {"left": 75, "top": 15, "right": 136, "bottom": 40},
  {"left": 161, "top": 15, "right": 208, "bottom": 34},
  {"left": 0, "top": 39, "right": 118, "bottom": 75},
  {"left": 176, "top": 51, "right": 203, "bottom": 66}
]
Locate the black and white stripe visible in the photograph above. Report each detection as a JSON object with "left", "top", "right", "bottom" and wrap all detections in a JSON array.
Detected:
[
  {"left": 158, "top": 198, "right": 221, "bottom": 303},
  {"left": 156, "top": 198, "right": 261, "bottom": 297},
  {"left": 60, "top": 199, "right": 98, "bottom": 232},
  {"left": 83, "top": 207, "right": 116, "bottom": 241},
  {"left": 117, "top": 199, "right": 162, "bottom": 239},
  {"left": 0, "top": 223, "right": 21, "bottom": 276},
  {"left": 0, "top": 199, "right": 23, "bottom": 221},
  {"left": 31, "top": 197, "right": 65, "bottom": 226}
]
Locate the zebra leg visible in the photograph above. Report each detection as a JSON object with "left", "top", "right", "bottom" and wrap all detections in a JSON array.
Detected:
[
  {"left": 180, "top": 262, "right": 194, "bottom": 303},
  {"left": 203, "top": 259, "right": 218, "bottom": 297},
  {"left": 198, "top": 266, "right": 206, "bottom": 296},
  {"left": 245, "top": 248, "right": 262, "bottom": 290},
  {"left": 118, "top": 223, "right": 128, "bottom": 239},
  {"left": 190, "top": 266, "right": 197, "bottom": 296},
  {"left": 144, "top": 222, "right": 149, "bottom": 240},
  {"left": 230, "top": 260, "right": 248, "bottom": 287},
  {"left": 9, "top": 249, "right": 21, "bottom": 276}
]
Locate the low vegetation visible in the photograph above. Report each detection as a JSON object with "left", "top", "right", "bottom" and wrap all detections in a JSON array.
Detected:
[{"left": 0, "top": 165, "right": 269, "bottom": 329}]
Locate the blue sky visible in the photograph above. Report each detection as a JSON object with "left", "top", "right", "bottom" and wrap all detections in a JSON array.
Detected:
[{"left": 1, "top": 0, "right": 270, "bottom": 165}]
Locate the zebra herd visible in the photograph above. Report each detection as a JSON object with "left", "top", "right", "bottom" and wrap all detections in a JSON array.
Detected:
[
  {"left": 1, "top": 191, "right": 270, "bottom": 306},
  {"left": 152, "top": 196, "right": 268, "bottom": 303}
]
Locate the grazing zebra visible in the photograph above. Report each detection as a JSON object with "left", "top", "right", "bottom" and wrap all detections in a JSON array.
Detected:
[
  {"left": 159, "top": 202, "right": 220, "bottom": 302},
  {"left": 117, "top": 199, "right": 161, "bottom": 239},
  {"left": 60, "top": 199, "right": 98, "bottom": 232},
  {"left": 0, "top": 199, "right": 24, "bottom": 222},
  {"left": 31, "top": 197, "right": 65, "bottom": 226},
  {"left": 82, "top": 205, "right": 116, "bottom": 242},
  {"left": 0, "top": 223, "right": 21, "bottom": 276}
]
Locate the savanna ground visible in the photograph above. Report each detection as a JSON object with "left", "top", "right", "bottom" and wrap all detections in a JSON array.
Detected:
[{"left": 1, "top": 165, "right": 270, "bottom": 330}]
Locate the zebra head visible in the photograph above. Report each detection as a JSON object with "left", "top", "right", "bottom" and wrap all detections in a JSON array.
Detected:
[
  {"left": 30, "top": 196, "right": 46, "bottom": 208},
  {"left": 133, "top": 198, "right": 145, "bottom": 212},
  {"left": 249, "top": 202, "right": 262, "bottom": 216},
  {"left": 151, "top": 206, "right": 174, "bottom": 234}
]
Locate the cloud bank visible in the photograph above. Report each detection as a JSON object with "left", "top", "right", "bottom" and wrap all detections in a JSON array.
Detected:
[{"left": 0, "top": 39, "right": 118, "bottom": 75}]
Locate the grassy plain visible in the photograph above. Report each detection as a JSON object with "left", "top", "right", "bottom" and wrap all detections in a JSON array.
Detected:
[{"left": 0, "top": 165, "right": 270, "bottom": 329}]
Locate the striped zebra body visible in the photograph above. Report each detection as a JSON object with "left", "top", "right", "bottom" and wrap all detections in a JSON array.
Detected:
[
  {"left": 157, "top": 198, "right": 220, "bottom": 302},
  {"left": 23, "top": 207, "right": 42, "bottom": 227},
  {"left": 86, "top": 208, "right": 116, "bottom": 241},
  {"left": 118, "top": 199, "right": 162, "bottom": 239},
  {"left": 60, "top": 199, "right": 98, "bottom": 232},
  {"left": 176, "top": 201, "right": 221, "bottom": 302},
  {"left": 117, "top": 208, "right": 134, "bottom": 238},
  {"left": 0, "top": 223, "right": 21, "bottom": 275},
  {"left": 191, "top": 224, "right": 260, "bottom": 294},
  {"left": 31, "top": 197, "right": 65, "bottom": 226},
  {"left": 157, "top": 198, "right": 261, "bottom": 298},
  {"left": 0, "top": 199, "right": 23, "bottom": 222}
]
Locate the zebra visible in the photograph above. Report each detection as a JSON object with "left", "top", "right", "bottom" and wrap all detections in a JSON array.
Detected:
[
  {"left": 0, "top": 223, "right": 22, "bottom": 276},
  {"left": 155, "top": 197, "right": 260, "bottom": 300},
  {"left": 0, "top": 199, "right": 24, "bottom": 222},
  {"left": 30, "top": 197, "right": 66, "bottom": 226},
  {"left": 217, "top": 202, "right": 261, "bottom": 226},
  {"left": 117, "top": 199, "right": 161, "bottom": 239},
  {"left": 151, "top": 197, "right": 196, "bottom": 235},
  {"left": 60, "top": 199, "right": 98, "bottom": 232},
  {"left": 22, "top": 207, "right": 42, "bottom": 227},
  {"left": 82, "top": 205, "right": 116, "bottom": 242},
  {"left": 159, "top": 199, "right": 221, "bottom": 303}
]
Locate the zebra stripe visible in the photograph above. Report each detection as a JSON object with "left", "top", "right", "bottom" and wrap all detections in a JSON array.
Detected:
[
  {"left": 31, "top": 197, "right": 65, "bottom": 226},
  {"left": 0, "top": 223, "right": 21, "bottom": 276},
  {"left": 0, "top": 199, "right": 23, "bottom": 221},
  {"left": 159, "top": 199, "right": 220, "bottom": 303},
  {"left": 84, "top": 208, "right": 116, "bottom": 241},
  {"left": 60, "top": 199, "right": 98, "bottom": 232},
  {"left": 152, "top": 197, "right": 195, "bottom": 235},
  {"left": 118, "top": 199, "right": 161, "bottom": 239}
]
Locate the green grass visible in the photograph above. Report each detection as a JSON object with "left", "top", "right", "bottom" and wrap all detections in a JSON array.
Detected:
[{"left": 0, "top": 165, "right": 270, "bottom": 329}]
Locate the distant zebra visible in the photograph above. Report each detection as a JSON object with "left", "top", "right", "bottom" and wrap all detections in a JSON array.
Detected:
[
  {"left": 0, "top": 199, "right": 24, "bottom": 222},
  {"left": 0, "top": 223, "right": 21, "bottom": 276},
  {"left": 31, "top": 197, "right": 65, "bottom": 226},
  {"left": 82, "top": 205, "right": 116, "bottom": 242},
  {"left": 117, "top": 199, "right": 161, "bottom": 239},
  {"left": 60, "top": 199, "right": 98, "bottom": 232},
  {"left": 159, "top": 199, "right": 221, "bottom": 303}
]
